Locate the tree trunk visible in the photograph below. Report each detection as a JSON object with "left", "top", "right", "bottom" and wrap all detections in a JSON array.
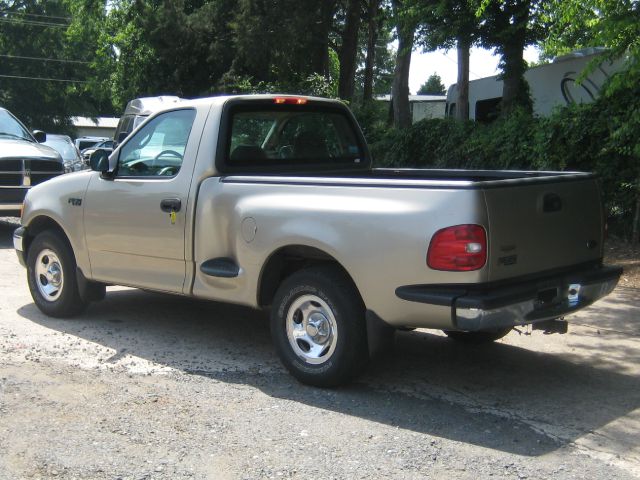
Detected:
[
  {"left": 498, "top": 0, "right": 531, "bottom": 116},
  {"left": 363, "top": 0, "right": 380, "bottom": 102},
  {"left": 391, "top": 0, "right": 414, "bottom": 128},
  {"left": 456, "top": 38, "right": 470, "bottom": 121},
  {"left": 633, "top": 171, "right": 640, "bottom": 243},
  {"left": 500, "top": 40, "right": 530, "bottom": 115},
  {"left": 338, "top": 0, "right": 361, "bottom": 101},
  {"left": 310, "top": 0, "right": 337, "bottom": 78}
]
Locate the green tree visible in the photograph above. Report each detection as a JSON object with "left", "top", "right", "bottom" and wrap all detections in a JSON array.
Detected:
[
  {"left": 0, "top": 0, "right": 95, "bottom": 131},
  {"left": 390, "top": 0, "right": 417, "bottom": 128},
  {"left": 542, "top": 0, "right": 640, "bottom": 241},
  {"left": 417, "top": 73, "right": 446, "bottom": 94},
  {"left": 477, "top": 0, "right": 546, "bottom": 115},
  {"left": 335, "top": 0, "right": 362, "bottom": 101},
  {"left": 226, "top": 0, "right": 336, "bottom": 93},
  {"left": 352, "top": 0, "right": 395, "bottom": 101},
  {"left": 413, "top": 0, "right": 480, "bottom": 120},
  {"left": 362, "top": 0, "right": 382, "bottom": 102}
]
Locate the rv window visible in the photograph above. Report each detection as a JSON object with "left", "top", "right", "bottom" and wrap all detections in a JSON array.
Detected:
[
  {"left": 447, "top": 103, "right": 456, "bottom": 117},
  {"left": 475, "top": 97, "right": 502, "bottom": 123}
]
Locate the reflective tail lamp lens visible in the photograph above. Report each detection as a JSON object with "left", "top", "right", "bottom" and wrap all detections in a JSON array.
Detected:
[{"left": 427, "top": 224, "right": 487, "bottom": 271}]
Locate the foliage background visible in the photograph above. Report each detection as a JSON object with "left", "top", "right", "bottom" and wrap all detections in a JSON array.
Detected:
[{"left": 0, "top": 0, "right": 638, "bottom": 240}]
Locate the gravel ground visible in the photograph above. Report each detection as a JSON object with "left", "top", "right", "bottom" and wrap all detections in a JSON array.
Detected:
[{"left": 1, "top": 218, "right": 639, "bottom": 479}]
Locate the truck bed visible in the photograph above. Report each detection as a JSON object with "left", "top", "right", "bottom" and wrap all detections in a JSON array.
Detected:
[{"left": 221, "top": 168, "right": 603, "bottom": 284}]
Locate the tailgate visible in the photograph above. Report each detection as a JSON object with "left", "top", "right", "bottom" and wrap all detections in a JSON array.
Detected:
[{"left": 483, "top": 177, "right": 603, "bottom": 282}]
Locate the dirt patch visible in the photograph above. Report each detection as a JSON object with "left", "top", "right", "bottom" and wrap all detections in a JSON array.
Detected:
[{"left": 605, "top": 238, "right": 640, "bottom": 289}]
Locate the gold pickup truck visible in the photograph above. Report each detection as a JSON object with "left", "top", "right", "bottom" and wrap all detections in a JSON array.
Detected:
[{"left": 13, "top": 95, "right": 621, "bottom": 386}]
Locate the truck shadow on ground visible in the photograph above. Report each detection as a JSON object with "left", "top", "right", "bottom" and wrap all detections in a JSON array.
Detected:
[{"left": 18, "top": 286, "right": 640, "bottom": 459}]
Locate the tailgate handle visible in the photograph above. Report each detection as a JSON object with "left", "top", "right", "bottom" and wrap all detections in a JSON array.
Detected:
[{"left": 543, "top": 193, "right": 562, "bottom": 213}]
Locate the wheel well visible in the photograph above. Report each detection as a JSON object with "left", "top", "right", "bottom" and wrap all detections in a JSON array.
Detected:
[
  {"left": 257, "top": 245, "right": 358, "bottom": 307},
  {"left": 24, "top": 216, "right": 70, "bottom": 256}
]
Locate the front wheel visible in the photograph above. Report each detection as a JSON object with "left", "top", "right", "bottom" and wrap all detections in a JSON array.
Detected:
[
  {"left": 27, "top": 230, "right": 88, "bottom": 317},
  {"left": 270, "top": 266, "right": 368, "bottom": 387}
]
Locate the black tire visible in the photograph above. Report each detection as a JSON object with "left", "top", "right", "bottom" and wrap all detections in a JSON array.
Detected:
[
  {"left": 443, "top": 327, "right": 512, "bottom": 344},
  {"left": 26, "top": 230, "right": 88, "bottom": 317},
  {"left": 270, "top": 265, "right": 369, "bottom": 387}
]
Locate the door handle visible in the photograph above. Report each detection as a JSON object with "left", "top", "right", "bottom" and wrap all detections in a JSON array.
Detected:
[{"left": 160, "top": 198, "right": 181, "bottom": 212}]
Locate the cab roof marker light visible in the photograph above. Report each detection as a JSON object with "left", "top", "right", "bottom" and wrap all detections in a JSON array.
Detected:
[{"left": 274, "top": 97, "right": 308, "bottom": 105}]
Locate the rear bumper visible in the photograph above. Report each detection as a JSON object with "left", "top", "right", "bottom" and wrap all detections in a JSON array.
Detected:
[{"left": 395, "top": 264, "right": 622, "bottom": 331}]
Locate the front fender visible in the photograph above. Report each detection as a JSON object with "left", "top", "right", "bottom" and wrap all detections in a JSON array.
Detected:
[{"left": 22, "top": 171, "right": 94, "bottom": 276}]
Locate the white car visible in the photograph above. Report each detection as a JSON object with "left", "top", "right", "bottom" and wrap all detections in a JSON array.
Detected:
[{"left": 44, "top": 134, "right": 85, "bottom": 172}]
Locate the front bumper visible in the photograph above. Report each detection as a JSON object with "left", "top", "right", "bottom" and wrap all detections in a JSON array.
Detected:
[
  {"left": 396, "top": 264, "right": 622, "bottom": 331},
  {"left": 13, "top": 226, "right": 26, "bottom": 267},
  {"left": 0, "top": 187, "right": 28, "bottom": 216}
]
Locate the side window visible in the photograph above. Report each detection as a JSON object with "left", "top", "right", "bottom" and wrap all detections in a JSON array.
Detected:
[
  {"left": 475, "top": 97, "right": 502, "bottom": 124},
  {"left": 117, "top": 109, "right": 196, "bottom": 178},
  {"left": 447, "top": 103, "right": 456, "bottom": 117}
]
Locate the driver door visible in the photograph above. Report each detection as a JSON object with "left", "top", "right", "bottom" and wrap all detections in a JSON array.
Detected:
[{"left": 83, "top": 108, "right": 197, "bottom": 293}]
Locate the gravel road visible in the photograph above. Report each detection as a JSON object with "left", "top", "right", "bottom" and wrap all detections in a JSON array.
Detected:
[{"left": 1, "top": 218, "right": 639, "bottom": 480}]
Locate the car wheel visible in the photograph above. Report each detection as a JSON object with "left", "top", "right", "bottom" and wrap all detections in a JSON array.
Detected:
[
  {"left": 443, "top": 327, "right": 512, "bottom": 344},
  {"left": 27, "top": 230, "right": 88, "bottom": 317},
  {"left": 270, "top": 266, "right": 369, "bottom": 387}
]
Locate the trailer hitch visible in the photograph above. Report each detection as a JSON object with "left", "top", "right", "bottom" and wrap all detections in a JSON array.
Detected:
[{"left": 532, "top": 318, "right": 568, "bottom": 334}]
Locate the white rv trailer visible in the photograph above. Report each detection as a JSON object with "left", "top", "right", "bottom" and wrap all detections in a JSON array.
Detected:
[{"left": 446, "top": 49, "right": 625, "bottom": 121}]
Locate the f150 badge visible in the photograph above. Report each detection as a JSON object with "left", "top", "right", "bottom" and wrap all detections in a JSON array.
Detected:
[
  {"left": 498, "top": 254, "right": 518, "bottom": 266},
  {"left": 68, "top": 198, "right": 82, "bottom": 206}
]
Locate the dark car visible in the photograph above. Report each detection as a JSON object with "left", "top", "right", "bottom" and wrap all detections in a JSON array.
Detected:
[{"left": 0, "top": 108, "right": 64, "bottom": 216}]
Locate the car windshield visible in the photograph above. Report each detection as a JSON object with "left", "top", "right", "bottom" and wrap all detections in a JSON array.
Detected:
[
  {"left": 0, "top": 109, "right": 32, "bottom": 141},
  {"left": 44, "top": 137, "right": 78, "bottom": 161},
  {"left": 97, "top": 140, "right": 114, "bottom": 149}
]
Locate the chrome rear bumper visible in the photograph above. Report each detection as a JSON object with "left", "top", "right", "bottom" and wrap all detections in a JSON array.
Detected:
[{"left": 396, "top": 264, "right": 622, "bottom": 331}]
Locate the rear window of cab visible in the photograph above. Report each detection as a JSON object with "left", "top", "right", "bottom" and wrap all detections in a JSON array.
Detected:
[{"left": 220, "top": 100, "right": 367, "bottom": 172}]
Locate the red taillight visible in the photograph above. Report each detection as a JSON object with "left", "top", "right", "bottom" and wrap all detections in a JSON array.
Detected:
[
  {"left": 274, "top": 97, "right": 308, "bottom": 105},
  {"left": 427, "top": 224, "right": 487, "bottom": 271}
]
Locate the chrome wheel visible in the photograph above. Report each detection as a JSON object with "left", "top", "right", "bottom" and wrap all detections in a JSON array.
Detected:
[
  {"left": 35, "top": 248, "right": 64, "bottom": 302},
  {"left": 286, "top": 294, "right": 338, "bottom": 365}
]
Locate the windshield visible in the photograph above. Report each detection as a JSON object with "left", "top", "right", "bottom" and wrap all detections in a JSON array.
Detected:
[{"left": 0, "top": 109, "right": 32, "bottom": 141}]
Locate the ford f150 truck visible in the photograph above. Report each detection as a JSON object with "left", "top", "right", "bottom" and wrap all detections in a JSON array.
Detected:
[{"left": 13, "top": 95, "right": 621, "bottom": 386}]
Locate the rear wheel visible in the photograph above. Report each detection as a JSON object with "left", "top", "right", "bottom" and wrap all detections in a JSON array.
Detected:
[
  {"left": 27, "top": 230, "right": 88, "bottom": 317},
  {"left": 443, "top": 328, "right": 512, "bottom": 344},
  {"left": 270, "top": 266, "right": 368, "bottom": 387}
]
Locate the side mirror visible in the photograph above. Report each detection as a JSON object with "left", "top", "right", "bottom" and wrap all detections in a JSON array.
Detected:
[
  {"left": 89, "top": 149, "right": 110, "bottom": 173},
  {"left": 33, "top": 130, "right": 47, "bottom": 143}
]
